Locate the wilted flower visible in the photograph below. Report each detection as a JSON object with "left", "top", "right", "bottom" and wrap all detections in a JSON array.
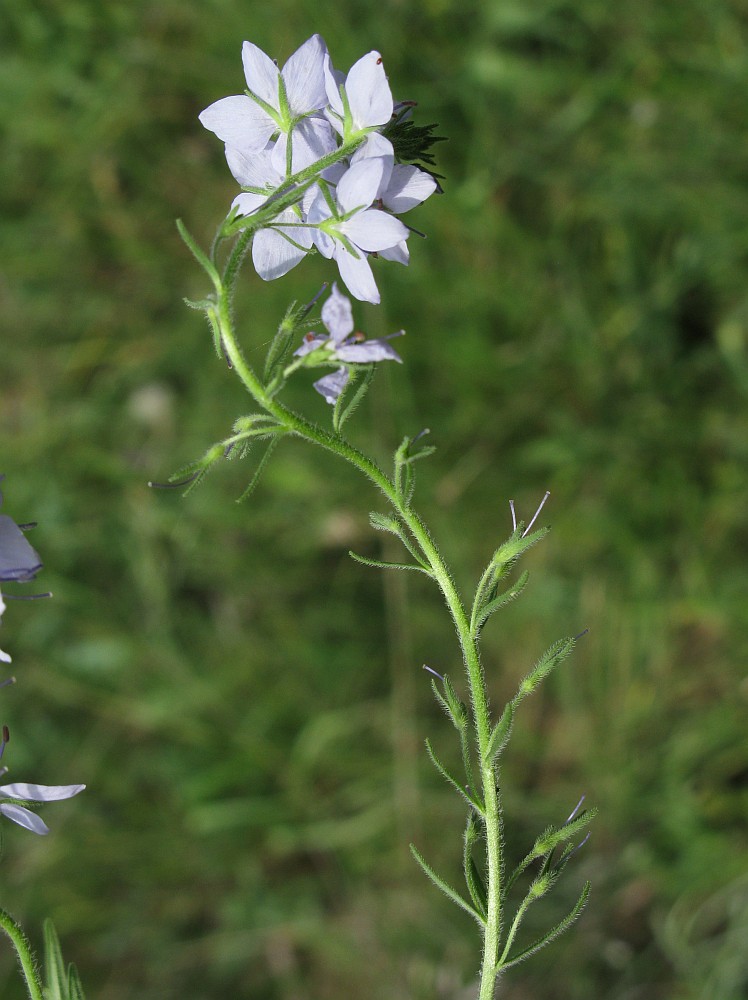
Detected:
[{"left": 294, "top": 283, "right": 402, "bottom": 402}]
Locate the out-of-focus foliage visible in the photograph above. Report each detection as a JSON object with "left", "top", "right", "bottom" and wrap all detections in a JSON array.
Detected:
[{"left": 1, "top": 0, "right": 747, "bottom": 998}]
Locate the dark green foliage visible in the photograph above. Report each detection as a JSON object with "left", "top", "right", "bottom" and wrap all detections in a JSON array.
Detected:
[{"left": 2, "top": 0, "right": 748, "bottom": 998}]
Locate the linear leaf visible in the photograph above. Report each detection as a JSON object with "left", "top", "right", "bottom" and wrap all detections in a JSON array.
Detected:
[
  {"left": 348, "top": 551, "right": 434, "bottom": 576},
  {"left": 497, "top": 882, "right": 591, "bottom": 972},
  {"left": 425, "top": 739, "right": 483, "bottom": 814},
  {"left": 410, "top": 844, "right": 485, "bottom": 926}
]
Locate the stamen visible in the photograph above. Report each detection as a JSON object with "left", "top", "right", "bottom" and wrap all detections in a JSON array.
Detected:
[
  {"left": 148, "top": 472, "right": 201, "bottom": 489},
  {"left": 0, "top": 677, "right": 16, "bottom": 689},
  {"left": 300, "top": 283, "right": 328, "bottom": 320},
  {"left": 2, "top": 592, "right": 52, "bottom": 601},
  {"left": 411, "top": 428, "right": 430, "bottom": 445},
  {"left": 509, "top": 499, "right": 517, "bottom": 531},
  {"left": 522, "top": 490, "right": 550, "bottom": 537},
  {"left": 564, "top": 794, "right": 586, "bottom": 825},
  {"left": 422, "top": 664, "right": 444, "bottom": 682}
]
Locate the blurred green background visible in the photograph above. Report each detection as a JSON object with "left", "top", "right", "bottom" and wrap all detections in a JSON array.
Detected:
[{"left": 2, "top": 0, "right": 748, "bottom": 997}]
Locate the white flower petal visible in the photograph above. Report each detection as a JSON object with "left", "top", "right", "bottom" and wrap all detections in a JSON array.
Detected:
[
  {"left": 231, "top": 192, "right": 269, "bottom": 217},
  {"left": 0, "top": 782, "right": 86, "bottom": 801},
  {"left": 273, "top": 119, "right": 336, "bottom": 174},
  {"left": 337, "top": 335, "right": 403, "bottom": 363},
  {"left": 382, "top": 165, "right": 438, "bottom": 213},
  {"left": 0, "top": 803, "right": 48, "bottom": 835},
  {"left": 314, "top": 368, "right": 349, "bottom": 404},
  {"left": 282, "top": 34, "right": 328, "bottom": 114},
  {"left": 252, "top": 224, "right": 310, "bottom": 281},
  {"left": 342, "top": 209, "right": 408, "bottom": 252},
  {"left": 346, "top": 51, "right": 393, "bottom": 129},
  {"left": 199, "top": 96, "right": 274, "bottom": 152},
  {"left": 335, "top": 248, "right": 380, "bottom": 303},
  {"left": 324, "top": 54, "right": 345, "bottom": 121},
  {"left": 294, "top": 334, "right": 327, "bottom": 358},
  {"left": 242, "top": 41, "right": 281, "bottom": 108},
  {"left": 225, "top": 147, "right": 279, "bottom": 188},
  {"left": 379, "top": 240, "right": 410, "bottom": 265},
  {"left": 0, "top": 649, "right": 10, "bottom": 664},
  {"left": 351, "top": 131, "right": 394, "bottom": 165},
  {"left": 321, "top": 283, "right": 354, "bottom": 342},
  {"left": 336, "top": 158, "right": 386, "bottom": 214}
]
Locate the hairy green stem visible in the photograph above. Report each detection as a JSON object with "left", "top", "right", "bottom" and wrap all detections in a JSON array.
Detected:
[
  {"left": 215, "top": 270, "right": 503, "bottom": 998},
  {"left": 0, "top": 909, "right": 44, "bottom": 1000}
]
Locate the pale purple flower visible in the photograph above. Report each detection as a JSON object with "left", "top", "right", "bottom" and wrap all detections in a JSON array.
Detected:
[
  {"left": 294, "top": 283, "right": 403, "bottom": 402},
  {"left": 307, "top": 158, "right": 408, "bottom": 303},
  {"left": 0, "top": 780, "right": 86, "bottom": 835},
  {"left": 199, "top": 35, "right": 333, "bottom": 169},
  {"left": 324, "top": 51, "right": 393, "bottom": 137}
]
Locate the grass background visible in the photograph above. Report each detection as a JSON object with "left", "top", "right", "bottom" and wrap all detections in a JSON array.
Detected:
[{"left": 2, "top": 0, "right": 748, "bottom": 997}]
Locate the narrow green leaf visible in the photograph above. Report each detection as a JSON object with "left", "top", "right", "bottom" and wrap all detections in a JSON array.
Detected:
[
  {"left": 472, "top": 569, "right": 530, "bottom": 637},
  {"left": 497, "top": 882, "right": 591, "bottom": 972},
  {"left": 333, "top": 364, "right": 375, "bottom": 433},
  {"left": 463, "top": 816, "right": 488, "bottom": 919},
  {"left": 43, "top": 919, "right": 65, "bottom": 1000},
  {"left": 176, "top": 219, "right": 221, "bottom": 289},
  {"left": 425, "top": 739, "right": 483, "bottom": 814},
  {"left": 236, "top": 435, "right": 283, "bottom": 503},
  {"left": 484, "top": 702, "right": 514, "bottom": 765},
  {"left": 410, "top": 844, "right": 485, "bottom": 926},
  {"left": 67, "top": 966, "right": 87, "bottom": 1000},
  {"left": 348, "top": 551, "right": 434, "bottom": 576}
]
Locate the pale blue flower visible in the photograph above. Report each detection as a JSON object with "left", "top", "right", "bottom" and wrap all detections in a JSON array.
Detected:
[
  {"left": 0, "top": 780, "right": 86, "bottom": 835},
  {"left": 294, "top": 283, "right": 403, "bottom": 402}
]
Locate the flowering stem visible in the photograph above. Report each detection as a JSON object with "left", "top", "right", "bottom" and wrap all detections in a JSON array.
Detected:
[
  {"left": 0, "top": 908, "right": 44, "bottom": 1000},
  {"left": 214, "top": 278, "right": 503, "bottom": 999}
]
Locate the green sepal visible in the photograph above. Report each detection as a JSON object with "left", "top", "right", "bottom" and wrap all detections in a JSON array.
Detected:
[
  {"left": 348, "top": 550, "right": 434, "bottom": 576},
  {"left": 497, "top": 881, "right": 591, "bottom": 973},
  {"left": 168, "top": 442, "right": 225, "bottom": 493},
  {"left": 43, "top": 919, "right": 87, "bottom": 1000},
  {"left": 484, "top": 701, "right": 514, "bottom": 765},
  {"left": 410, "top": 844, "right": 486, "bottom": 926},
  {"left": 492, "top": 525, "right": 550, "bottom": 568},
  {"left": 533, "top": 808, "right": 598, "bottom": 860},
  {"left": 471, "top": 569, "right": 530, "bottom": 637},
  {"left": 425, "top": 738, "right": 484, "bottom": 815},
  {"left": 333, "top": 365, "right": 375, "bottom": 433},
  {"left": 516, "top": 635, "right": 577, "bottom": 704},
  {"left": 264, "top": 301, "right": 302, "bottom": 385},
  {"left": 463, "top": 815, "right": 488, "bottom": 920}
]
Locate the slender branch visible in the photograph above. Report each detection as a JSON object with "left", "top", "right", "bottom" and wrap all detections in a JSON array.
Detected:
[
  {"left": 0, "top": 908, "right": 44, "bottom": 1000},
  {"left": 214, "top": 275, "right": 503, "bottom": 1000}
]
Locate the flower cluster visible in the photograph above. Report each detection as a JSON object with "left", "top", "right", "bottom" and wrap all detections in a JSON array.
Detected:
[
  {"left": 199, "top": 35, "right": 437, "bottom": 303},
  {"left": 0, "top": 480, "right": 85, "bottom": 835}
]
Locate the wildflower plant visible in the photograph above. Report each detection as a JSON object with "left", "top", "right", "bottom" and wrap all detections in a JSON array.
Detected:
[{"left": 166, "top": 34, "right": 596, "bottom": 998}]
